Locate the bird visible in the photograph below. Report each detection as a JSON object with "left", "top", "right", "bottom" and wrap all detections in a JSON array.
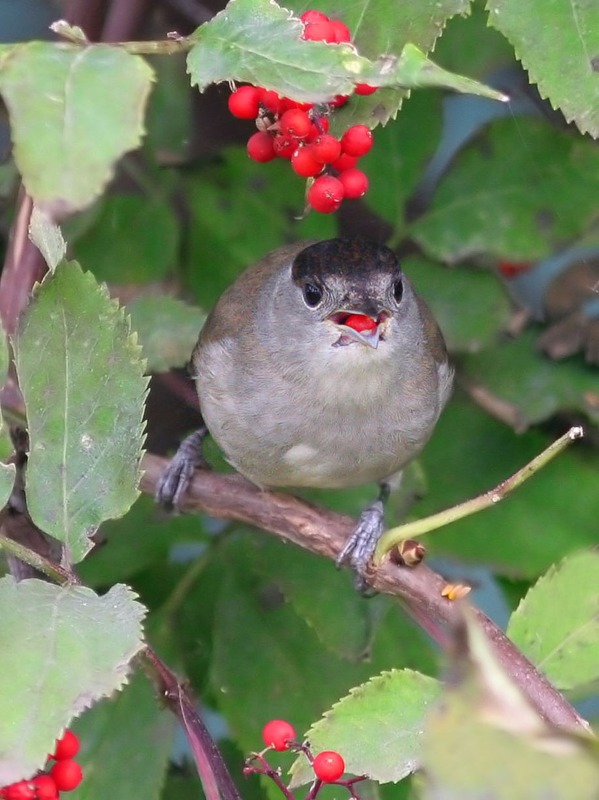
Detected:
[{"left": 156, "top": 237, "right": 453, "bottom": 586}]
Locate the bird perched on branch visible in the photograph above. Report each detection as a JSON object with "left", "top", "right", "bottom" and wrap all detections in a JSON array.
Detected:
[{"left": 157, "top": 238, "right": 453, "bottom": 587}]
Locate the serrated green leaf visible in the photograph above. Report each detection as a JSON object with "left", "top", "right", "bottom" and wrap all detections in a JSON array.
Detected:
[
  {"left": 287, "top": 0, "right": 472, "bottom": 126},
  {"left": 507, "top": 551, "right": 599, "bottom": 691},
  {"left": 28, "top": 207, "right": 66, "bottom": 273},
  {"left": 210, "top": 533, "right": 436, "bottom": 779},
  {"left": 487, "top": 0, "right": 599, "bottom": 138},
  {"left": 0, "top": 578, "right": 145, "bottom": 785},
  {"left": 0, "top": 43, "right": 153, "bottom": 212},
  {"left": 411, "top": 117, "right": 599, "bottom": 262},
  {"left": 291, "top": 670, "right": 440, "bottom": 785},
  {"left": 187, "top": 0, "right": 367, "bottom": 100},
  {"left": 126, "top": 296, "right": 203, "bottom": 373},
  {"left": 361, "top": 44, "right": 507, "bottom": 102},
  {"left": 187, "top": 0, "right": 500, "bottom": 115},
  {"left": 72, "top": 669, "right": 175, "bottom": 800},
  {"left": 13, "top": 262, "right": 148, "bottom": 562}
]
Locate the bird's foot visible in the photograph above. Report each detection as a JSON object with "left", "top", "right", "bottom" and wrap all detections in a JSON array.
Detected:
[
  {"left": 336, "top": 499, "right": 384, "bottom": 594},
  {"left": 155, "top": 428, "right": 209, "bottom": 509}
]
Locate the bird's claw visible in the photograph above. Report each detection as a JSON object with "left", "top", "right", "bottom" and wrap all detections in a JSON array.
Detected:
[
  {"left": 336, "top": 499, "right": 384, "bottom": 593},
  {"left": 155, "top": 428, "right": 208, "bottom": 509}
]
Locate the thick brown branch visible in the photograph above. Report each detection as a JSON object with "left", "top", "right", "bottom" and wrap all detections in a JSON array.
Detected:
[{"left": 141, "top": 452, "right": 590, "bottom": 734}]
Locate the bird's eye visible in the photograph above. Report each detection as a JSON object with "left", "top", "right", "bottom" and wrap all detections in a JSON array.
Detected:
[
  {"left": 393, "top": 278, "right": 403, "bottom": 304},
  {"left": 302, "top": 282, "right": 323, "bottom": 307}
]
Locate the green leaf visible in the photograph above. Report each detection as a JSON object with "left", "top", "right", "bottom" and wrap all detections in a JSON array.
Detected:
[
  {"left": 246, "top": 534, "right": 376, "bottom": 661},
  {"left": 78, "top": 495, "right": 210, "bottom": 587},
  {"left": 187, "top": 0, "right": 368, "bottom": 101},
  {"left": 423, "top": 611, "right": 599, "bottom": 799},
  {"left": 0, "top": 578, "right": 145, "bottom": 785},
  {"left": 72, "top": 670, "right": 175, "bottom": 800},
  {"left": 288, "top": 0, "right": 473, "bottom": 126},
  {"left": 13, "top": 262, "right": 148, "bottom": 563},
  {"left": 210, "top": 533, "right": 436, "bottom": 773},
  {"left": 291, "top": 670, "right": 440, "bottom": 785},
  {"left": 487, "top": 0, "right": 599, "bottom": 138},
  {"left": 406, "top": 256, "right": 512, "bottom": 353},
  {"left": 507, "top": 550, "right": 599, "bottom": 691},
  {"left": 411, "top": 117, "right": 599, "bottom": 262},
  {"left": 361, "top": 44, "right": 508, "bottom": 102},
  {"left": 360, "top": 91, "right": 443, "bottom": 229},
  {"left": 187, "top": 0, "right": 502, "bottom": 116},
  {"left": 460, "top": 330, "right": 599, "bottom": 427},
  {"left": 70, "top": 193, "right": 180, "bottom": 285},
  {"left": 28, "top": 207, "right": 66, "bottom": 273},
  {"left": 127, "top": 296, "right": 203, "bottom": 373},
  {"left": 0, "top": 43, "right": 153, "bottom": 212}
]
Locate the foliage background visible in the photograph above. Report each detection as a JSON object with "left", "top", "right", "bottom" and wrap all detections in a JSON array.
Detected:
[{"left": 0, "top": 0, "right": 597, "bottom": 798}]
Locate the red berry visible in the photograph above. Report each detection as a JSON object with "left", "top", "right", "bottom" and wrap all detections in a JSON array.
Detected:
[
  {"left": 338, "top": 167, "right": 369, "bottom": 199},
  {"left": 228, "top": 86, "right": 262, "bottom": 120},
  {"left": 329, "top": 20, "right": 351, "bottom": 43},
  {"left": 354, "top": 83, "right": 378, "bottom": 96},
  {"left": 343, "top": 313, "right": 377, "bottom": 332},
  {"left": 280, "top": 109, "right": 312, "bottom": 140},
  {"left": 262, "top": 720, "right": 296, "bottom": 751},
  {"left": 273, "top": 136, "right": 297, "bottom": 158},
  {"left": 307, "top": 175, "right": 344, "bottom": 214},
  {"left": 330, "top": 94, "right": 350, "bottom": 107},
  {"left": 3, "top": 782, "right": 34, "bottom": 800},
  {"left": 261, "top": 90, "right": 284, "bottom": 115},
  {"left": 331, "top": 153, "right": 358, "bottom": 172},
  {"left": 247, "top": 131, "right": 276, "bottom": 163},
  {"left": 31, "top": 776, "right": 58, "bottom": 800},
  {"left": 300, "top": 10, "right": 329, "bottom": 24},
  {"left": 313, "top": 751, "right": 345, "bottom": 782},
  {"left": 311, "top": 134, "right": 342, "bottom": 164},
  {"left": 341, "top": 124, "right": 373, "bottom": 157},
  {"left": 307, "top": 117, "right": 330, "bottom": 141},
  {"left": 303, "top": 20, "right": 336, "bottom": 42},
  {"left": 50, "top": 761, "right": 83, "bottom": 792},
  {"left": 291, "top": 146, "right": 323, "bottom": 177},
  {"left": 51, "top": 729, "right": 80, "bottom": 761}
]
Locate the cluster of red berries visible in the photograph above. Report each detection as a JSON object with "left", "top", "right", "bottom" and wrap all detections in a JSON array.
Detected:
[
  {"left": 261, "top": 719, "right": 346, "bottom": 783},
  {"left": 227, "top": 9, "right": 377, "bottom": 214},
  {"left": 0, "top": 731, "right": 83, "bottom": 800}
]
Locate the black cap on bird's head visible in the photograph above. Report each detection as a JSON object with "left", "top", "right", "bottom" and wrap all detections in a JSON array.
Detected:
[{"left": 291, "top": 238, "right": 404, "bottom": 349}]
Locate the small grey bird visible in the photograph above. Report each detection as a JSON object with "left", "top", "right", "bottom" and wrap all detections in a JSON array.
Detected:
[{"left": 157, "top": 238, "right": 453, "bottom": 583}]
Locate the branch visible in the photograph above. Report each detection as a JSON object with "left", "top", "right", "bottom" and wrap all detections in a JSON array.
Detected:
[
  {"left": 140, "top": 452, "right": 591, "bottom": 734},
  {"left": 142, "top": 646, "right": 242, "bottom": 800}
]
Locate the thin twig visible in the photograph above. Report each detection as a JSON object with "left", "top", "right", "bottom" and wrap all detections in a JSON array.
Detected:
[{"left": 376, "top": 426, "right": 584, "bottom": 558}]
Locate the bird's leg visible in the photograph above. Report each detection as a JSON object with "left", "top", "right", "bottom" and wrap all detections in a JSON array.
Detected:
[
  {"left": 336, "top": 480, "right": 392, "bottom": 591},
  {"left": 155, "top": 425, "right": 209, "bottom": 509}
]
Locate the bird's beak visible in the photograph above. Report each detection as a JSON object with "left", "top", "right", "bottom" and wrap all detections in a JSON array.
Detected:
[{"left": 328, "top": 310, "right": 390, "bottom": 349}]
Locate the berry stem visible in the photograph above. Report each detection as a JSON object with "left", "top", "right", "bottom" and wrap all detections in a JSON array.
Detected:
[
  {"left": 305, "top": 778, "right": 323, "bottom": 800},
  {"left": 244, "top": 753, "right": 298, "bottom": 800}
]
